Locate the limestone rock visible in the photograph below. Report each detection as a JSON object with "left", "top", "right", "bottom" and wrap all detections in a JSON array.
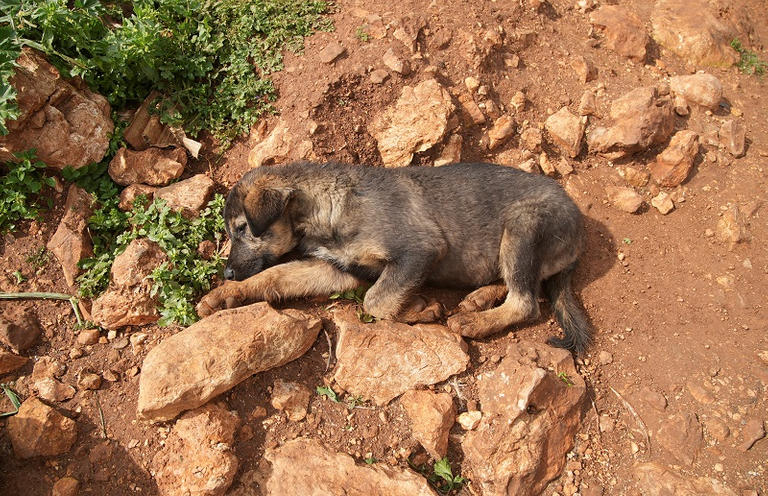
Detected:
[
  {"left": 457, "top": 411, "right": 482, "bottom": 430},
  {"left": 651, "top": 191, "right": 675, "bottom": 215},
  {"left": 545, "top": 107, "right": 586, "bottom": 158},
  {"left": 571, "top": 55, "right": 597, "bottom": 83},
  {"left": 606, "top": 186, "right": 644, "bottom": 214},
  {"left": 46, "top": 185, "right": 94, "bottom": 288},
  {"left": 620, "top": 165, "right": 650, "bottom": 188},
  {"left": 138, "top": 302, "right": 321, "bottom": 421},
  {"left": 32, "top": 357, "right": 75, "bottom": 403},
  {"left": 318, "top": 41, "right": 346, "bottom": 64},
  {"left": 0, "top": 307, "right": 42, "bottom": 353},
  {"left": 458, "top": 93, "right": 486, "bottom": 125},
  {"left": 118, "top": 184, "right": 157, "bottom": 211},
  {"left": 0, "top": 48, "right": 113, "bottom": 168},
  {"left": 271, "top": 379, "right": 312, "bottom": 422},
  {"left": 634, "top": 462, "right": 737, "bottom": 495},
  {"left": 651, "top": 0, "right": 739, "bottom": 68},
  {"left": 91, "top": 238, "right": 168, "bottom": 330},
  {"left": 248, "top": 119, "right": 291, "bottom": 167},
  {"left": 434, "top": 134, "right": 462, "bottom": 166},
  {"left": 670, "top": 73, "right": 723, "bottom": 109},
  {"left": 656, "top": 412, "right": 703, "bottom": 466},
  {"left": 52, "top": 477, "right": 80, "bottom": 496},
  {"left": 264, "top": 438, "right": 438, "bottom": 495},
  {"left": 650, "top": 130, "right": 699, "bottom": 187},
  {"left": 718, "top": 119, "right": 746, "bottom": 157},
  {"left": 463, "top": 341, "right": 587, "bottom": 496},
  {"left": 152, "top": 403, "right": 240, "bottom": 496},
  {"left": 488, "top": 115, "right": 516, "bottom": 150},
  {"left": 520, "top": 127, "right": 543, "bottom": 153},
  {"left": 370, "top": 79, "right": 455, "bottom": 167},
  {"left": 108, "top": 147, "right": 186, "bottom": 186},
  {"left": 578, "top": 90, "right": 597, "bottom": 116},
  {"left": 740, "top": 418, "right": 765, "bottom": 451},
  {"left": 401, "top": 390, "right": 455, "bottom": 459},
  {"left": 7, "top": 397, "right": 76, "bottom": 458},
  {"left": 382, "top": 48, "right": 410, "bottom": 75},
  {"left": 155, "top": 174, "right": 215, "bottom": 217},
  {"left": 588, "top": 87, "right": 675, "bottom": 159},
  {"left": 716, "top": 205, "right": 749, "bottom": 246},
  {"left": 332, "top": 312, "right": 469, "bottom": 406},
  {"left": 590, "top": 6, "right": 649, "bottom": 62},
  {"left": 0, "top": 350, "right": 29, "bottom": 375}
]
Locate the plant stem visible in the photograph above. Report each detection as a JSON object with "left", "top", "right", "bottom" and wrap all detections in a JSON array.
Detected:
[{"left": 0, "top": 292, "right": 83, "bottom": 327}]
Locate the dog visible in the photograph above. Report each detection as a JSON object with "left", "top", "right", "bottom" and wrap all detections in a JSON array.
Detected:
[{"left": 196, "top": 161, "right": 592, "bottom": 352}]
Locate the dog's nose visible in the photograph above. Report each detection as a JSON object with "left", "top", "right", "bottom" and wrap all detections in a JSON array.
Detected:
[{"left": 223, "top": 267, "right": 235, "bottom": 280}]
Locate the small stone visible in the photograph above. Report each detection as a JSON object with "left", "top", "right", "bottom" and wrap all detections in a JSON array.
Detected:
[
  {"left": 674, "top": 95, "right": 690, "bottom": 116},
  {"left": 571, "top": 56, "right": 597, "bottom": 83},
  {"left": 590, "top": 6, "right": 649, "bottom": 61},
  {"left": 369, "top": 69, "right": 389, "bottom": 84},
  {"left": 740, "top": 418, "right": 765, "bottom": 451},
  {"left": 7, "top": 397, "right": 77, "bottom": 458},
  {"left": 52, "top": 477, "right": 80, "bottom": 496},
  {"left": 545, "top": 107, "right": 586, "bottom": 158},
  {"left": 401, "top": 390, "right": 455, "bottom": 459},
  {"left": 102, "top": 370, "right": 119, "bottom": 382},
  {"left": 718, "top": 119, "right": 746, "bottom": 157},
  {"left": 510, "top": 91, "right": 526, "bottom": 113},
  {"left": 670, "top": 73, "right": 723, "bottom": 110},
  {"left": 656, "top": 412, "right": 703, "bottom": 466},
  {"left": 539, "top": 153, "right": 556, "bottom": 176},
  {"left": 598, "top": 351, "right": 613, "bottom": 365},
  {"left": 271, "top": 379, "right": 312, "bottom": 422},
  {"left": 578, "top": 90, "right": 597, "bottom": 116},
  {"left": 488, "top": 115, "right": 516, "bottom": 150},
  {"left": 78, "top": 371, "right": 102, "bottom": 391},
  {"left": 0, "top": 350, "right": 29, "bottom": 375},
  {"left": 704, "top": 417, "right": 730, "bottom": 441},
  {"left": 621, "top": 166, "right": 650, "bottom": 188},
  {"left": 46, "top": 185, "right": 94, "bottom": 288},
  {"left": 457, "top": 411, "right": 482, "bottom": 430},
  {"left": 716, "top": 205, "right": 748, "bottom": 246},
  {"left": 0, "top": 307, "right": 42, "bottom": 353},
  {"left": 651, "top": 192, "right": 675, "bottom": 215},
  {"left": 382, "top": 48, "right": 410, "bottom": 75},
  {"left": 118, "top": 184, "right": 157, "bottom": 211},
  {"left": 154, "top": 174, "right": 215, "bottom": 217},
  {"left": 464, "top": 77, "right": 481, "bottom": 92},
  {"left": 650, "top": 130, "right": 699, "bottom": 187},
  {"left": 434, "top": 134, "right": 462, "bottom": 166},
  {"left": 555, "top": 157, "right": 574, "bottom": 176},
  {"left": 686, "top": 381, "right": 715, "bottom": 404},
  {"left": 108, "top": 147, "right": 186, "bottom": 186},
  {"left": 318, "top": 41, "right": 346, "bottom": 64},
  {"left": 599, "top": 414, "right": 615, "bottom": 433},
  {"left": 520, "top": 127, "right": 543, "bottom": 152},
  {"left": 77, "top": 328, "right": 100, "bottom": 345},
  {"left": 458, "top": 93, "right": 486, "bottom": 125},
  {"left": 605, "top": 186, "right": 643, "bottom": 213}
]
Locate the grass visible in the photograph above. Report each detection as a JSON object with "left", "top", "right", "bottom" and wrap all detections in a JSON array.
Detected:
[
  {"left": 0, "top": 151, "right": 55, "bottom": 232},
  {"left": 731, "top": 38, "right": 767, "bottom": 76}
]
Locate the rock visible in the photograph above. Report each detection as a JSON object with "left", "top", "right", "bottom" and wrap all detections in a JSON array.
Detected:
[
  {"left": 458, "top": 93, "right": 486, "bottom": 125},
  {"left": 249, "top": 119, "right": 298, "bottom": 168},
  {"left": 716, "top": 205, "right": 749, "bottom": 246},
  {"left": 108, "top": 147, "right": 186, "bottom": 186},
  {"left": 555, "top": 157, "right": 574, "bottom": 176},
  {"left": 578, "top": 90, "right": 597, "bottom": 116},
  {"left": 510, "top": 91, "right": 526, "bottom": 113},
  {"left": 516, "top": 157, "right": 540, "bottom": 174},
  {"left": 0, "top": 350, "right": 29, "bottom": 375},
  {"left": 740, "top": 418, "right": 765, "bottom": 451},
  {"left": 590, "top": 6, "right": 649, "bottom": 62},
  {"left": 686, "top": 381, "right": 714, "bottom": 404},
  {"left": 463, "top": 341, "right": 587, "bottom": 496},
  {"left": 0, "top": 307, "right": 42, "bottom": 353},
  {"left": 332, "top": 312, "right": 469, "bottom": 406},
  {"left": 704, "top": 417, "right": 730, "bottom": 441},
  {"left": 719, "top": 119, "right": 746, "bottom": 157},
  {"left": 401, "top": 390, "right": 455, "bottom": 459},
  {"left": 152, "top": 403, "right": 240, "bottom": 496},
  {"left": 0, "top": 48, "right": 113, "bottom": 168},
  {"left": 382, "top": 48, "right": 410, "bottom": 75},
  {"left": 370, "top": 79, "right": 455, "bottom": 168},
  {"left": 520, "top": 127, "right": 543, "bottom": 152},
  {"left": 155, "top": 174, "right": 215, "bottom": 217},
  {"left": 669, "top": 73, "right": 723, "bottom": 109},
  {"left": 46, "top": 185, "right": 94, "bottom": 288},
  {"left": 318, "top": 41, "right": 345, "bottom": 64},
  {"left": 78, "top": 371, "right": 102, "bottom": 391},
  {"left": 651, "top": 191, "right": 675, "bottom": 215},
  {"left": 123, "top": 91, "right": 200, "bottom": 156},
  {"left": 606, "top": 186, "right": 644, "bottom": 213},
  {"left": 52, "top": 477, "right": 80, "bottom": 496},
  {"left": 545, "top": 107, "right": 586, "bottom": 158},
  {"left": 674, "top": 95, "right": 690, "bottom": 116},
  {"left": 651, "top": 0, "right": 739, "bottom": 68},
  {"left": 458, "top": 411, "right": 482, "bottom": 430},
  {"left": 7, "top": 397, "right": 76, "bottom": 458},
  {"left": 598, "top": 351, "right": 613, "bottom": 365},
  {"left": 620, "top": 166, "right": 650, "bottom": 188},
  {"left": 649, "top": 130, "right": 699, "bottom": 187},
  {"left": 571, "top": 56, "right": 597, "bottom": 83},
  {"left": 634, "top": 462, "right": 738, "bottom": 495},
  {"left": 91, "top": 239, "right": 168, "bottom": 330},
  {"left": 539, "top": 153, "right": 556, "bottom": 177},
  {"left": 32, "top": 357, "right": 76, "bottom": 403},
  {"left": 588, "top": 87, "right": 674, "bottom": 159},
  {"left": 464, "top": 76, "right": 481, "bottom": 93},
  {"left": 264, "top": 438, "right": 438, "bottom": 495},
  {"left": 434, "top": 134, "right": 462, "bottom": 166},
  {"left": 118, "top": 184, "right": 157, "bottom": 211},
  {"left": 270, "top": 379, "right": 312, "bottom": 422},
  {"left": 138, "top": 302, "right": 321, "bottom": 421},
  {"left": 77, "top": 328, "right": 100, "bottom": 345},
  {"left": 656, "top": 412, "right": 703, "bottom": 466},
  {"left": 631, "top": 387, "right": 668, "bottom": 412},
  {"left": 488, "top": 115, "right": 516, "bottom": 150},
  {"left": 370, "top": 69, "right": 389, "bottom": 84}
]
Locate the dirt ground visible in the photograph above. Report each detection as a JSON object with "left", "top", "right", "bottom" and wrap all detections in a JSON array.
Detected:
[{"left": 1, "top": 0, "right": 767, "bottom": 494}]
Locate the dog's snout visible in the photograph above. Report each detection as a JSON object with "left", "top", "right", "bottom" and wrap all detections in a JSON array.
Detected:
[{"left": 223, "top": 267, "right": 235, "bottom": 280}]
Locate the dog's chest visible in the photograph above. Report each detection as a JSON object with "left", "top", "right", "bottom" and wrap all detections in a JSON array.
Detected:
[{"left": 303, "top": 240, "right": 386, "bottom": 279}]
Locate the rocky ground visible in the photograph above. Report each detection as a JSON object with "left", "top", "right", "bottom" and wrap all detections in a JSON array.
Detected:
[{"left": 1, "top": 0, "right": 767, "bottom": 495}]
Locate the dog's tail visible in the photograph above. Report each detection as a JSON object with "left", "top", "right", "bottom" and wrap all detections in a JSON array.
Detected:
[{"left": 542, "top": 262, "right": 592, "bottom": 354}]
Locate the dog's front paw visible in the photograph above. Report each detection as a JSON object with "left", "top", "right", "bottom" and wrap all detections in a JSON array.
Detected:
[
  {"left": 447, "top": 312, "right": 495, "bottom": 339},
  {"left": 196, "top": 281, "right": 248, "bottom": 318},
  {"left": 457, "top": 285, "right": 507, "bottom": 313}
]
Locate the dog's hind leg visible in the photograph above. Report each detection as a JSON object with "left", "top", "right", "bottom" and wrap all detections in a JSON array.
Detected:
[
  {"left": 447, "top": 227, "right": 540, "bottom": 339},
  {"left": 196, "top": 259, "right": 364, "bottom": 317},
  {"left": 399, "top": 295, "right": 445, "bottom": 323}
]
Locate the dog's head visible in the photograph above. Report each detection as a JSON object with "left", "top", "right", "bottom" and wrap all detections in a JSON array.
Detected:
[{"left": 223, "top": 172, "right": 299, "bottom": 280}]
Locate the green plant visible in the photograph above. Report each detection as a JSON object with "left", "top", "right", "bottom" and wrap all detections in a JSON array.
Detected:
[
  {"left": 329, "top": 286, "right": 376, "bottom": 323},
  {"left": 731, "top": 38, "right": 767, "bottom": 76},
  {"left": 25, "top": 246, "right": 48, "bottom": 270},
  {"left": 430, "top": 457, "right": 467, "bottom": 493},
  {"left": 558, "top": 371, "right": 574, "bottom": 387},
  {"left": 11, "top": 270, "right": 23, "bottom": 283},
  {"left": 0, "top": 150, "right": 55, "bottom": 232},
  {"left": 1, "top": 0, "right": 331, "bottom": 143},
  {"left": 364, "top": 455, "right": 377, "bottom": 464},
  {"left": 316, "top": 385, "right": 340, "bottom": 402},
  {"left": 355, "top": 25, "right": 370, "bottom": 43},
  {"left": 0, "top": 383, "right": 21, "bottom": 417}
]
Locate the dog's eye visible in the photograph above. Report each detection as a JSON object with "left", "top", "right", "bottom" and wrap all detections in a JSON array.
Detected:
[{"left": 236, "top": 224, "right": 247, "bottom": 236}]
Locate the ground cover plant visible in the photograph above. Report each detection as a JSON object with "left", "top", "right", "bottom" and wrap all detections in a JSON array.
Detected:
[{"left": 0, "top": 150, "right": 55, "bottom": 232}]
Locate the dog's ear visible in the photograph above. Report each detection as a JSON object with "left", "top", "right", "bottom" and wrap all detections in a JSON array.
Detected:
[{"left": 242, "top": 187, "right": 295, "bottom": 236}]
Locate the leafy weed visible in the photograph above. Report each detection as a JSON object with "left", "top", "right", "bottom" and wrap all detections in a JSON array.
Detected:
[
  {"left": 0, "top": 151, "right": 55, "bottom": 232},
  {"left": 731, "top": 38, "right": 767, "bottom": 76}
]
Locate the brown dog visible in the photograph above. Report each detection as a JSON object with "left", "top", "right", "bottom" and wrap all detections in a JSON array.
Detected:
[{"left": 197, "top": 161, "right": 591, "bottom": 352}]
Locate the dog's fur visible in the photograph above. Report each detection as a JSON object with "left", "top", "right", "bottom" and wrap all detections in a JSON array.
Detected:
[{"left": 196, "top": 162, "right": 592, "bottom": 352}]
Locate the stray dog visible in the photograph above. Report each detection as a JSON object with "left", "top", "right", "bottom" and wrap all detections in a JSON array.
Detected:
[{"left": 196, "top": 162, "right": 591, "bottom": 352}]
